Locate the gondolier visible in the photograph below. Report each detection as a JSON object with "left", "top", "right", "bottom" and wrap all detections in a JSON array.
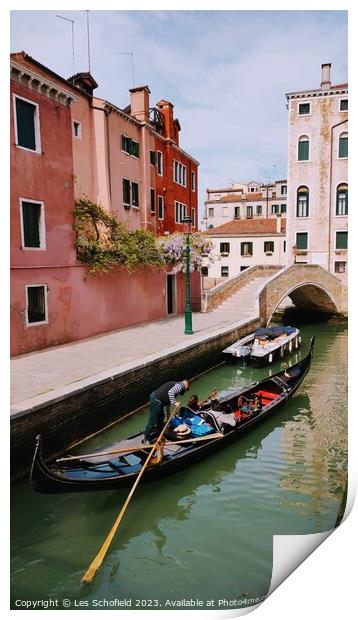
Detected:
[{"left": 143, "top": 379, "right": 190, "bottom": 443}]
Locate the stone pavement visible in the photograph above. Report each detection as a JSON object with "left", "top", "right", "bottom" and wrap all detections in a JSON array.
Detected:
[{"left": 10, "top": 274, "right": 271, "bottom": 407}]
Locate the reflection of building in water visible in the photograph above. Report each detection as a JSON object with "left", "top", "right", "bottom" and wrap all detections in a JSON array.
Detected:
[{"left": 279, "top": 331, "right": 347, "bottom": 530}]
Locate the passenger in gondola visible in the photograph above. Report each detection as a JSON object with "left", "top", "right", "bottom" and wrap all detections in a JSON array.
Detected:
[
  {"left": 143, "top": 379, "right": 190, "bottom": 443},
  {"left": 187, "top": 395, "right": 204, "bottom": 411},
  {"left": 252, "top": 394, "right": 262, "bottom": 412}
]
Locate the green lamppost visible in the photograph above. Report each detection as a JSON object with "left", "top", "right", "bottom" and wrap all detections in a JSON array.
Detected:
[{"left": 182, "top": 215, "right": 193, "bottom": 335}]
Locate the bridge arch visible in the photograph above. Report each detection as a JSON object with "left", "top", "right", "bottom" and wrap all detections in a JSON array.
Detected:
[{"left": 259, "top": 264, "right": 345, "bottom": 326}]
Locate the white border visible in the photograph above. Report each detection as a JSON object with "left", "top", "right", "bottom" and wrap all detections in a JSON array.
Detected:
[
  {"left": 25, "top": 283, "right": 48, "bottom": 327},
  {"left": 19, "top": 197, "right": 46, "bottom": 250},
  {"left": 12, "top": 93, "right": 42, "bottom": 154}
]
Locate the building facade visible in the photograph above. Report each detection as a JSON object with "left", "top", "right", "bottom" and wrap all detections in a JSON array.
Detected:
[
  {"left": 204, "top": 218, "right": 286, "bottom": 280},
  {"left": 10, "top": 53, "right": 200, "bottom": 356},
  {"left": 285, "top": 63, "right": 348, "bottom": 285},
  {"left": 202, "top": 179, "right": 287, "bottom": 230}
]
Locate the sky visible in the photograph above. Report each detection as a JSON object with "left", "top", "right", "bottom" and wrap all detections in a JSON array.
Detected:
[{"left": 10, "top": 10, "right": 348, "bottom": 223}]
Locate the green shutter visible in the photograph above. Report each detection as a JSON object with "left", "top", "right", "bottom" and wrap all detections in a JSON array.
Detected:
[
  {"left": 16, "top": 98, "right": 36, "bottom": 150},
  {"left": 336, "top": 231, "right": 348, "bottom": 249},
  {"left": 123, "top": 179, "right": 131, "bottom": 205},
  {"left": 339, "top": 136, "right": 348, "bottom": 158},
  {"left": 298, "top": 140, "right": 309, "bottom": 161},
  {"left": 132, "top": 182, "right": 139, "bottom": 206},
  {"left": 296, "top": 233, "right": 308, "bottom": 250},
  {"left": 22, "top": 202, "right": 40, "bottom": 247}
]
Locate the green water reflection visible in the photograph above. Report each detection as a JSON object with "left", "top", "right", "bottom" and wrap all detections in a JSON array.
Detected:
[{"left": 11, "top": 322, "right": 347, "bottom": 610}]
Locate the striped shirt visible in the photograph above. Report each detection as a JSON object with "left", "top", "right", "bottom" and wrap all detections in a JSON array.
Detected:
[
  {"left": 168, "top": 382, "right": 186, "bottom": 405},
  {"left": 153, "top": 381, "right": 186, "bottom": 406}
]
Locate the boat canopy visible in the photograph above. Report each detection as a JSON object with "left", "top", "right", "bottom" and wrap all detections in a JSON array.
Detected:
[{"left": 254, "top": 326, "right": 296, "bottom": 340}]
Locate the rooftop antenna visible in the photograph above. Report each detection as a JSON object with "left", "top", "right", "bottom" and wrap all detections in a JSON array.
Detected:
[
  {"left": 86, "top": 10, "right": 91, "bottom": 72},
  {"left": 56, "top": 14, "right": 75, "bottom": 75},
  {"left": 116, "top": 52, "right": 135, "bottom": 87}
]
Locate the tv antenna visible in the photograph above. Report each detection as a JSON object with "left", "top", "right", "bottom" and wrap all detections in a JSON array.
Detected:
[
  {"left": 56, "top": 14, "right": 75, "bottom": 75},
  {"left": 116, "top": 52, "right": 135, "bottom": 88},
  {"left": 86, "top": 10, "right": 91, "bottom": 72}
]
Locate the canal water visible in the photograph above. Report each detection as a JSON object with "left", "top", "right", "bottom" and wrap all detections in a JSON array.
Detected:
[{"left": 10, "top": 322, "right": 347, "bottom": 610}]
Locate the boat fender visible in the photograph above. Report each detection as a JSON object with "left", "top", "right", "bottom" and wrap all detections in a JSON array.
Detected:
[
  {"left": 288, "top": 341, "right": 293, "bottom": 353},
  {"left": 280, "top": 346, "right": 284, "bottom": 358},
  {"left": 268, "top": 353, "right": 273, "bottom": 363},
  {"left": 298, "top": 335, "right": 302, "bottom": 345},
  {"left": 294, "top": 337, "right": 299, "bottom": 349}
]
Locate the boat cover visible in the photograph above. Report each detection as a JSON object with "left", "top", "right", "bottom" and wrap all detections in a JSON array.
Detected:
[{"left": 254, "top": 326, "right": 296, "bottom": 340}]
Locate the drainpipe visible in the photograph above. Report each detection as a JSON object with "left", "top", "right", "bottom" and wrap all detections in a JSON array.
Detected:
[{"left": 328, "top": 118, "right": 347, "bottom": 273}]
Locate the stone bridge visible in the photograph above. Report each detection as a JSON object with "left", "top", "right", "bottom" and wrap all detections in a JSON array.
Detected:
[{"left": 258, "top": 264, "right": 348, "bottom": 326}]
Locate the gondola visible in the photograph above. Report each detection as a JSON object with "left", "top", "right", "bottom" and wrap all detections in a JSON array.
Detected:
[
  {"left": 222, "top": 325, "right": 301, "bottom": 367},
  {"left": 30, "top": 337, "right": 314, "bottom": 494}
]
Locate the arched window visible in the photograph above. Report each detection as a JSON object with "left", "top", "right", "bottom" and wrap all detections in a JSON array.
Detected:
[
  {"left": 298, "top": 135, "right": 309, "bottom": 161},
  {"left": 296, "top": 186, "right": 309, "bottom": 217},
  {"left": 336, "top": 184, "right": 348, "bottom": 216},
  {"left": 338, "top": 132, "right": 348, "bottom": 158}
]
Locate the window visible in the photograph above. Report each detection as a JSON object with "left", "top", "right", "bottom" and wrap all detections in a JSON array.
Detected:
[
  {"left": 20, "top": 199, "right": 45, "bottom": 249},
  {"left": 281, "top": 204, "right": 287, "bottom": 214},
  {"left": 336, "top": 231, "right": 348, "bottom": 250},
  {"left": 281, "top": 185, "right": 287, "bottom": 195},
  {"left": 335, "top": 261, "right": 346, "bottom": 273},
  {"left": 175, "top": 201, "right": 186, "bottom": 224},
  {"left": 338, "top": 132, "right": 348, "bottom": 158},
  {"left": 340, "top": 99, "right": 348, "bottom": 112},
  {"left": 336, "top": 184, "right": 348, "bottom": 216},
  {"left": 150, "top": 150, "right": 156, "bottom": 165},
  {"left": 297, "top": 186, "right": 309, "bottom": 217},
  {"left": 158, "top": 195, "right": 164, "bottom": 220},
  {"left": 191, "top": 208, "right": 195, "bottom": 228},
  {"left": 296, "top": 232, "right": 308, "bottom": 250},
  {"left": 14, "top": 95, "right": 41, "bottom": 152},
  {"left": 73, "top": 121, "right": 81, "bottom": 138},
  {"left": 247, "top": 206, "right": 253, "bottom": 219},
  {"left": 241, "top": 242, "right": 253, "bottom": 256},
  {"left": 283, "top": 241, "right": 286, "bottom": 252},
  {"left": 191, "top": 171, "right": 196, "bottom": 191},
  {"left": 234, "top": 206, "right": 240, "bottom": 219},
  {"left": 240, "top": 266, "right": 249, "bottom": 272},
  {"left": 264, "top": 241, "right": 274, "bottom": 253},
  {"left": 173, "top": 160, "right": 187, "bottom": 186},
  {"left": 157, "top": 151, "right": 163, "bottom": 175},
  {"left": 121, "top": 135, "right": 140, "bottom": 158},
  {"left": 271, "top": 204, "right": 279, "bottom": 214},
  {"left": 298, "top": 135, "right": 309, "bottom": 161},
  {"left": 208, "top": 207, "right": 214, "bottom": 217},
  {"left": 222, "top": 206, "right": 229, "bottom": 217},
  {"left": 26, "top": 284, "right": 47, "bottom": 325},
  {"left": 131, "top": 182, "right": 139, "bottom": 208},
  {"left": 201, "top": 266, "right": 209, "bottom": 276},
  {"left": 150, "top": 188, "right": 155, "bottom": 213},
  {"left": 208, "top": 224, "right": 214, "bottom": 229},
  {"left": 256, "top": 205, "right": 262, "bottom": 215},
  {"left": 220, "top": 242, "right": 230, "bottom": 255},
  {"left": 299, "top": 102, "right": 310, "bottom": 115},
  {"left": 123, "top": 178, "right": 131, "bottom": 208},
  {"left": 221, "top": 266, "right": 229, "bottom": 277}
]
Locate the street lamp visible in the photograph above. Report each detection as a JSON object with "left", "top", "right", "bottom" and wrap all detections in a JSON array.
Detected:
[{"left": 182, "top": 215, "right": 193, "bottom": 335}]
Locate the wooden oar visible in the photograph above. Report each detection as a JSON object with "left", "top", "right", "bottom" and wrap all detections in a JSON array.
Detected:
[
  {"left": 57, "top": 432, "right": 223, "bottom": 464},
  {"left": 81, "top": 404, "right": 180, "bottom": 584}
]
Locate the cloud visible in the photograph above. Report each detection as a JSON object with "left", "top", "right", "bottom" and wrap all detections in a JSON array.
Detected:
[{"left": 10, "top": 10, "right": 347, "bottom": 223}]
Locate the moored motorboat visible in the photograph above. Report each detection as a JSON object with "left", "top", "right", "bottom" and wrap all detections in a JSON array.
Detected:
[
  {"left": 30, "top": 338, "right": 314, "bottom": 494},
  {"left": 222, "top": 325, "right": 301, "bottom": 367}
]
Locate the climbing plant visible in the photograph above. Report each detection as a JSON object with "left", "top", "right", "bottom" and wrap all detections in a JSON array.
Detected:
[
  {"left": 74, "top": 198, "right": 163, "bottom": 274},
  {"left": 158, "top": 232, "right": 215, "bottom": 273}
]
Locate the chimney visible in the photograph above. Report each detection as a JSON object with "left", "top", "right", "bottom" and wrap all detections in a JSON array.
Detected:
[
  {"left": 157, "top": 100, "right": 174, "bottom": 140},
  {"left": 321, "top": 63, "right": 332, "bottom": 89},
  {"left": 129, "top": 86, "right": 150, "bottom": 122},
  {"left": 276, "top": 213, "right": 282, "bottom": 233}
]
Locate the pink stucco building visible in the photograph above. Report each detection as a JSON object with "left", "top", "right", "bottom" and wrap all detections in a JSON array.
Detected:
[
  {"left": 285, "top": 63, "right": 348, "bottom": 285},
  {"left": 10, "top": 53, "right": 200, "bottom": 356}
]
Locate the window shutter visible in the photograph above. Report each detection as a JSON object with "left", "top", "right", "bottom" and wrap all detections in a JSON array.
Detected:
[
  {"left": 296, "top": 233, "right": 308, "bottom": 250},
  {"left": 22, "top": 202, "right": 40, "bottom": 247},
  {"left": 298, "top": 139, "right": 309, "bottom": 161},
  {"left": 336, "top": 231, "right": 348, "bottom": 249},
  {"left": 339, "top": 136, "right": 348, "bottom": 158},
  {"left": 16, "top": 98, "right": 36, "bottom": 150}
]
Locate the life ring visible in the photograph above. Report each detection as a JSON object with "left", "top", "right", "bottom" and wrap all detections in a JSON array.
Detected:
[
  {"left": 280, "top": 346, "right": 284, "bottom": 358},
  {"left": 268, "top": 353, "right": 273, "bottom": 363},
  {"left": 288, "top": 341, "right": 293, "bottom": 353}
]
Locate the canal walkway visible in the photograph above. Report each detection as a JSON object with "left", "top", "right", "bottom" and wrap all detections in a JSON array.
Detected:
[{"left": 11, "top": 274, "right": 270, "bottom": 413}]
